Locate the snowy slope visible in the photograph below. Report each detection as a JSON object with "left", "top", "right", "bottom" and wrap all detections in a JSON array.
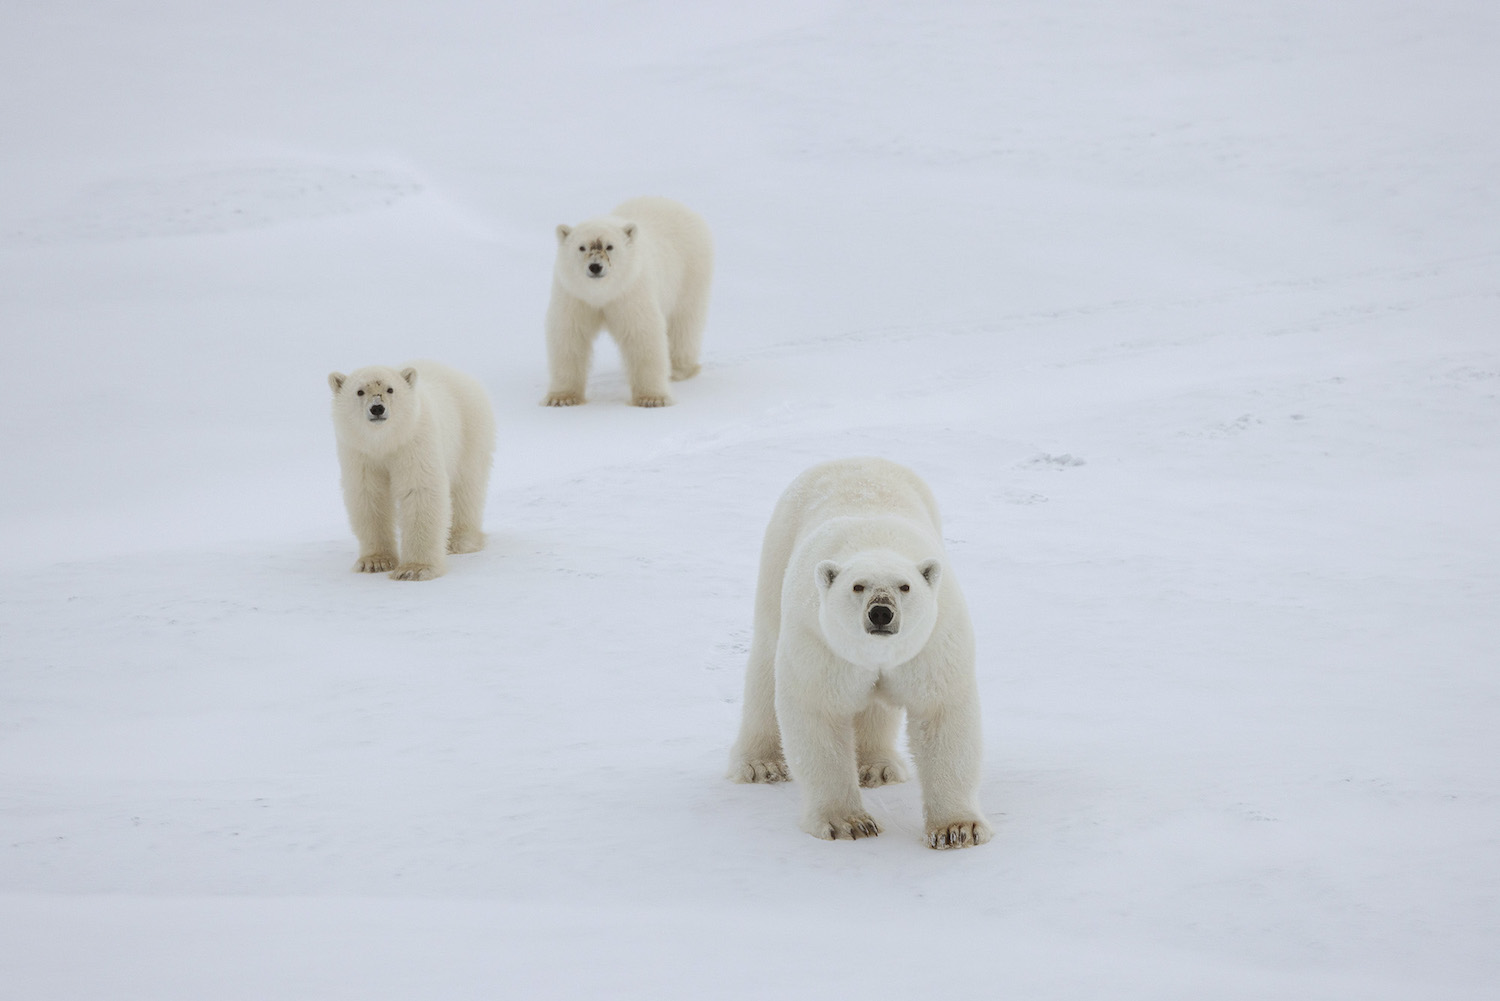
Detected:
[{"left": 3, "top": 2, "right": 1498, "bottom": 998}]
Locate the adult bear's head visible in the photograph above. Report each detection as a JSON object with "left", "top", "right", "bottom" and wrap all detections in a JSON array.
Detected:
[
  {"left": 553, "top": 215, "right": 641, "bottom": 304},
  {"left": 814, "top": 551, "right": 943, "bottom": 669}
]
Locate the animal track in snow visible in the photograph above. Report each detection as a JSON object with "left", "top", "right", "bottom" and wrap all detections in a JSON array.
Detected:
[
  {"left": 5, "top": 161, "right": 423, "bottom": 245},
  {"left": 1021, "top": 453, "right": 1087, "bottom": 470},
  {"left": 1202, "top": 413, "right": 1262, "bottom": 438}
]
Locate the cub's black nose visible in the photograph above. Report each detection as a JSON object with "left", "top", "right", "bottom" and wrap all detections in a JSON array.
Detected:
[
  {"left": 868, "top": 604, "right": 893, "bottom": 627},
  {"left": 370, "top": 404, "right": 386, "bottom": 417},
  {"left": 589, "top": 262, "right": 603, "bottom": 275}
]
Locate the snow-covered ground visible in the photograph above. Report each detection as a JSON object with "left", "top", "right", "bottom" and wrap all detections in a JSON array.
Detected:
[{"left": 3, "top": 2, "right": 1498, "bottom": 997}]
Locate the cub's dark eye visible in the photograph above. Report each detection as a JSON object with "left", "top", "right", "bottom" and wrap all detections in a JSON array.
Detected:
[
  {"left": 579, "top": 245, "right": 586, "bottom": 251},
  {"left": 605, "top": 244, "right": 613, "bottom": 251},
  {"left": 356, "top": 389, "right": 364, "bottom": 396},
  {"left": 386, "top": 387, "right": 393, "bottom": 393},
  {"left": 852, "top": 584, "right": 865, "bottom": 593},
  {"left": 899, "top": 584, "right": 910, "bottom": 592}
]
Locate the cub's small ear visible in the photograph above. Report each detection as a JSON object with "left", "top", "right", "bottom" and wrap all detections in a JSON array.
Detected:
[
  {"left": 622, "top": 222, "right": 638, "bottom": 242},
  {"left": 400, "top": 367, "right": 419, "bottom": 389},
  {"left": 918, "top": 559, "right": 942, "bottom": 588},
  {"left": 815, "top": 560, "right": 841, "bottom": 591},
  {"left": 556, "top": 224, "right": 572, "bottom": 245},
  {"left": 328, "top": 372, "right": 346, "bottom": 393}
]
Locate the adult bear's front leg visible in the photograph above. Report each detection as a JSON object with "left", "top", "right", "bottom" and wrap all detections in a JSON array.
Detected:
[
  {"left": 776, "top": 701, "right": 878, "bottom": 841},
  {"left": 907, "top": 697, "right": 992, "bottom": 849}
]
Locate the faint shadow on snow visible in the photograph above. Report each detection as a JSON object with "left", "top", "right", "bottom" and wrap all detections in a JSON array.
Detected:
[{"left": 3, "top": 161, "right": 424, "bottom": 245}]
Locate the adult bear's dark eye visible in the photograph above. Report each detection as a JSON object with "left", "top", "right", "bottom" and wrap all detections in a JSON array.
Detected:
[
  {"left": 606, "top": 244, "right": 613, "bottom": 251},
  {"left": 387, "top": 387, "right": 393, "bottom": 393},
  {"left": 899, "top": 584, "right": 910, "bottom": 592},
  {"left": 579, "top": 245, "right": 586, "bottom": 251},
  {"left": 852, "top": 584, "right": 865, "bottom": 593},
  {"left": 356, "top": 389, "right": 364, "bottom": 396}
]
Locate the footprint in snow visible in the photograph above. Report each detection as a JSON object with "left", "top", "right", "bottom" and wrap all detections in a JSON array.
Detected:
[{"left": 1021, "top": 453, "right": 1086, "bottom": 470}]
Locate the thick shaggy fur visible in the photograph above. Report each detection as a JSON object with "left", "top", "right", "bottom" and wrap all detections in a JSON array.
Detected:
[
  {"left": 327, "top": 360, "right": 495, "bottom": 581},
  {"left": 543, "top": 196, "right": 713, "bottom": 407},
  {"left": 728, "top": 457, "right": 992, "bottom": 849}
]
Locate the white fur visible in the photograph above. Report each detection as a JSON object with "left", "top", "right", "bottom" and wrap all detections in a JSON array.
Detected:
[
  {"left": 327, "top": 360, "right": 495, "bottom": 581},
  {"left": 728, "top": 457, "right": 992, "bottom": 849},
  {"left": 543, "top": 196, "right": 713, "bottom": 407}
]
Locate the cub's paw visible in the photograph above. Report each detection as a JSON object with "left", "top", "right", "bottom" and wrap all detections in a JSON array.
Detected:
[
  {"left": 630, "top": 393, "right": 671, "bottom": 408},
  {"left": 543, "top": 392, "right": 584, "bottom": 407},
  {"left": 802, "top": 811, "right": 882, "bottom": 841},
  {"left": 927, "top": 817, "right": 993, "bottom": 850},
  {"left": 448, "top": 531, "right": 486, "bottom": 555},
  {"left": 858, "top": 759, "right": 909, "bottom": 788},
  {"left": 731, "top": 758, "right": 790, "bottom": 783},
  {"left": 670, "top": 363, "right": 700, "bottom": 381},
  {"left": 353, "top": 553, "right": 397, "bottom": 573},
  {"left": 390, "top": 563, "right": 442, "bottom": 582}
]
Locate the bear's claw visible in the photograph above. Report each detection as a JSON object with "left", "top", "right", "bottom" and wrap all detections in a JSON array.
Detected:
[
  {"left": 805, "top": 812, "right": 882, "bottom": 841},
  {"left": 735, "top": 758, "right": 790, "bottom": 783},
  {"left": 354, "top": 554, "right": 398, "bottom": 573},
  {"left": 858, "top": 760, "right": 908, "bottom": 787},
  {"left": 927, "top": 819, "right": 993, "bottom": 850},
  {"left": 390, "top": 564, "right": 440, "bottom": 581},
  {"left": 543, "top": 392, "right": 584, "bottom": 407},
  {"left": 630, "top": 394, "right": 670, "bottom": 408}
]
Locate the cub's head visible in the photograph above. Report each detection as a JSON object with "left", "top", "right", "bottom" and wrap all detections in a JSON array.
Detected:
[
  {"left": 553, "top": 216, "right": 639, "bottom": 299},
  {"left": 327, "top": 365, "right": 420, "bottom": 440},
  {"left": 815, "top": 551, "right": 943, "bottom": 668}
]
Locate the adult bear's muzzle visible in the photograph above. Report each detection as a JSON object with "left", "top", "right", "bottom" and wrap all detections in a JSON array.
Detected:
[{"left": 865, "top": 598, "right": 898, "bottom": 635}]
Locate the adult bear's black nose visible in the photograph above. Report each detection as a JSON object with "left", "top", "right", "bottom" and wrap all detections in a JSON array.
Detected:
[
  {"left": 868, "top": 604, "right": 893, "bottom": 627},
  {"left": 589, "top": 262, "right": 603, "bottom": 275},
  {"left": 370, "top": 404, "right": 385, "bottom": 417}
]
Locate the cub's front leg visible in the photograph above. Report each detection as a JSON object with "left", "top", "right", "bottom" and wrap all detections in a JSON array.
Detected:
[
  {"left": 341, "top": 454, "right": 397, "bottom": 573},
  {"left": 390, "top": 472, "right": 453, "bottom": 581},
  {"left": 543, "top": 296, "right": 601, "bottom": 406},
  {"left": 610, "top": 303, "right": 673, "bottom": 407}
]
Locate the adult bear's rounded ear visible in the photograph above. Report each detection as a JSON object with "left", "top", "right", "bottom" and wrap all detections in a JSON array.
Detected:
[
  {"left": 918, "top": 558, "right": 942, "bottom": 588},
  {"left": 622, "top": 222, "right": 637, "bottom": 242},
  {"left": 328, "top": 372, "right": 346, "bottom": 393},
  {"left": 400, "top": 367, "right": 418, "bottom": 389},
  {"left": 815, "top": 560, "right": 841, "bottom": 591},
  {"left": 556, "top": 224, "right": 572, "bottom": 245}
]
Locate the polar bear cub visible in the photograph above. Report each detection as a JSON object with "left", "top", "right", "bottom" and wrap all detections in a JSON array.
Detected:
[
  {"left": 544, "top": 196, "right": 713, "bottom": 408},
  {"left": 327, "top": 360, "right": 495, "bottom": 581},
  {"left": 728, "top": 457, "right": 992, "bottom": 849}
]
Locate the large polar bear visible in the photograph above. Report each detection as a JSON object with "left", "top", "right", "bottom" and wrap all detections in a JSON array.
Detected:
[
  {"left": 327, "top": 360, "right": 495, "bottom": 581},
  {"left": 728, "top": 457, "right": 992, "bottom": 849},
  {"left": 543, "top": 196, "right": 713, "bottom": 408}
]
